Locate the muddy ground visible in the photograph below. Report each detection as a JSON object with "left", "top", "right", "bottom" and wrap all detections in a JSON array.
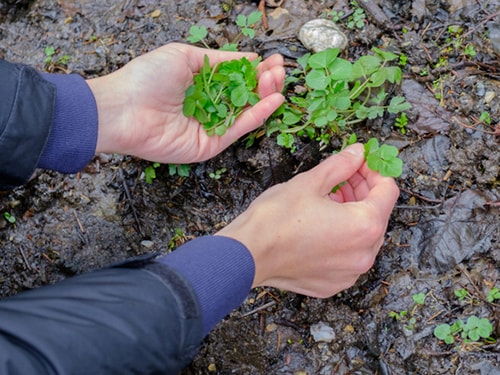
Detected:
[{"left": 0, "top": 0, "right": 499, "bottom": 374}]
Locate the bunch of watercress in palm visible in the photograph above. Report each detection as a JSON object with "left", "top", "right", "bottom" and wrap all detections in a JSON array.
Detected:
[{"left": 183, "top": 55, "right": 261, "bottom": 136}]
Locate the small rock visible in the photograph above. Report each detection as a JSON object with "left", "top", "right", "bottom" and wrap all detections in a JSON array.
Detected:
[
  {"left": 310, "top": 322, "right": 335, "bottom": 343},
  {"left": 140, "top": 240, "right": 155, "bottom": 248},
  {"left": 484, "top": 91, "right": 496, "bottom": 105},
  {"left": 298, "top": 19, "right": 348, "bottom": 53}
]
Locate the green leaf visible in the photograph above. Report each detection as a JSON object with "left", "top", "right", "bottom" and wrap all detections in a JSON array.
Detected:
[
  {"left": 372, "top": 47, "right": 399, "bottom": 62},
  {"left": 308, "top": 48, "right": 339, "bottom": 69},
  {"left": 297, "top": 53, "right": 311, "bottom": 69},
  {"left": 434, "top": 324, "right": 453, "bottom": 342},
  {"left": 247, "top": 11, "right": 262, "bottom": 26},
  {"left": 364, "top": 138, "right": 379, "bottom": 156},
  {"left": 282, "top": 110, "right": 302, "bottom": 125},
  {"left": 384, "top": 66, "right": 403, "bottom": 83},
  {"left": 236, "top": 14, "right": 247, "bottom": 27},
  {"left": 388, "top": 96, "right": 412, "bottom": 113},
  {"left": 351, "top": 55, "right": 382, "bottom": 79},
  {"left": 186, "top": 25, "right": 208, "bottom": 43},
  {"left": 242, "top": 27, "right": 255, "bottom": 38},
  {"left": 220, "top": 43, "right": 239, "bottom": 51},
  {"left": 328, "top": 58, "right": 353, "bottom": 80},
  {"left": 305, "top": 69, "right": 330, "bottom": 90}
]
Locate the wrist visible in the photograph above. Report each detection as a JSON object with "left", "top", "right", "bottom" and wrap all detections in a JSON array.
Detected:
[{"left": 86, "top": 75, "right": 127, "bottom": 155}]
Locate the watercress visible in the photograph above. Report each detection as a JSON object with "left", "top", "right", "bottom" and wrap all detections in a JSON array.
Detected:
[
  {"left": 267, "top": 47, "right": 411, "bottom": 152},
  {"left": 183, "top": 55, "right": 261, "bottom": 136},
  {"left": 364, "top": 138, "right": 403, "bottom": 178}
]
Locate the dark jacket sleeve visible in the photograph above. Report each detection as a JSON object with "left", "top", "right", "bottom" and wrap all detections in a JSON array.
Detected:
[
  {"left": 0, "top": 260, "right": 203, "bottom": 374},
  {"left": 0, "top": 60, "right": 55, "bottom": 190}
]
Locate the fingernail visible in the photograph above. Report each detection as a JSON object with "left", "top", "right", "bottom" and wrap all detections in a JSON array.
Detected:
[{"left": 344, "top": 143, "right": 363, "bottom": 156}]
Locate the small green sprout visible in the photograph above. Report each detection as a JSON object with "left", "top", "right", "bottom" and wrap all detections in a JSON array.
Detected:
[
  {"left": 462, "top": 316, "right": 493, "bottom": 342},
  {"left": 455, "top": 288, "right": 469, "bottom": 301},
  {"left": 434, "top": 316, "right": 494, "bottom": 345},
  {"left": 186, "top": 25, "right": 209, "bottom": 48},
  {"left": 434, "top": 321, "right": 462, "bottom": 345},
  {"left": 487, "top": 287, "right": 500, "bottom": 303},
  {"left": 235, "top": 11, "right": 262, "bottom": 39},
  {"left": 44, "top": 46, "right": 56, "bottom": 64},
  {"left": 329, "top": 9, "right": 345, "bottom": 22},
  {"left": 209, "top": 167, "right": 227, "bottom": 180},
  {"left": 394, "top": 112, "right": 408, "bottom": 134},
  {"left": 3, "top": 212, "right": 16, "bottom": 224},
  {"left": 479, "top": 111, "right": 491, "bottom": 125},
  {"left": 347, "top": 1, "right": 366, "bottom": 29},
  {"left": 398, "top": 53, "right": 408, "bottom": 67},
  {"left": 412, "top": 292, "right": 426, "bottom": 305},
  {"left": 144, "top": 162, "right": 160, "bottom": 184},
  {"left": 168, "top": 228, "right": 189, "bottom": 250},
  {"left": 463, "top": 44, "right": 476, "bottom": 58},
  {"left": 389, "top": 310, "right": 408, "bottom": 321},
  {"left": 168, "top": 164, "right": 190, "bottom": 177}
]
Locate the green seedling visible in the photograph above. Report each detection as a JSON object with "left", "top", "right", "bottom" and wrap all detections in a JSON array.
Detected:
[
  {"left": 144, "top": 162, "right": 160, "bottom": 184},
  {"left": 168, "top": 164, "right": 190, "bottom": 177},
  {"left": 412, "top": 292, "right": 426, "bottom": 305},
  {"left": 235, "top": 11, "right": 262, "bottom": 40},
  {"left": 364, "top": 138, "right": 403, "bottom": 178},
  {"left": 329, "top": 10, "right": 345, "bottom": 23},
  {"left": 168, "top": 228, "right": 189, "bottom": 250},
  {"left": 479, "top": 111, "right": 491, "bottom": 125},
  {"left": 347, "top": 5, "right": 366, "bottom": 29},
  {"left": 434, "top": 316, "right": 494, "bottom": 345},
  {"left": 455, "top": 287, "right": 469, "bottom": 301},
  {"left": 209, "top": 167, "right": 227, "bottom": 180},
  {"left": 186, "top": 11, "right": 262, "bottom": 51},
  {"left": 44, "top": 46, "right": 56, "bottom": 64},
  {"left": 462, "top": 316, "right": 493, "bottom": 342},
  {"left": 389, "top": 310, "right": 408, "bottom": 321},
  {"left": 183, "top": 55, "right": 260, "bottom": 136},
  {"left": 186, "top": 25, "right": 209, "bottom": 49},
  {"left": 398, "top": 53, "right": 408, "bottom": 67},
  {"left": 487, "top": 287, "right": 500, "bottom": 303},
  {"left": 394, "top": 112, "right": 408, "bottom": 134},
  {"left": 434, "top": 321, "right": 463, "bottom": 345},
  {"left": 3, "top": 212, "right": 16, "bottom": 224}
]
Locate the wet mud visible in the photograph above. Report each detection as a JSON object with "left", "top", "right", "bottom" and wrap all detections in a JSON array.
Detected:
[{"left": 1, "top": 0, "right": 499, "bottom": 374}]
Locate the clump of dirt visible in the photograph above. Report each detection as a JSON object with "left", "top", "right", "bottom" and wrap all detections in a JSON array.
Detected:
[{"left": 1, "top": 0, "right": 498, "bottom": 374}]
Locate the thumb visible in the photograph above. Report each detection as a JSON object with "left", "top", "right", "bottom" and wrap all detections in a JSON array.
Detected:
[{"left": 308, "top": 143, "right": 365, "bottom": 195}]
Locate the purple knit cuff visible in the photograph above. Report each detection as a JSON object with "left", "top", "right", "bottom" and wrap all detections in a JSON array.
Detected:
[
  {"left": 156, "top": 236, "right": 255, "bottom": 336},
  {"left": 38, "top": 73, "right": 98, "bottom": 173}
]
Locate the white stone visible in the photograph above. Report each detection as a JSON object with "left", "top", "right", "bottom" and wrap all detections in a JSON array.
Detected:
[
  {"left": 299, "top": 19, "right": 348, "bottom": 53},
  {"left": 310, "top": 322, "right": 335, "bottom": 343}
]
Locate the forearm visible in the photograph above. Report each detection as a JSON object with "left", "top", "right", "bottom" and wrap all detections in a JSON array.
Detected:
[
  {"left": 0, "top": 263, "right": 203, "bottom": 374},
  {"left": 0, "top": 236, "right": 255, "bottom": 373}
]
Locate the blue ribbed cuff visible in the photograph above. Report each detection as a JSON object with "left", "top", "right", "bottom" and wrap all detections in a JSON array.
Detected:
[
  {"left": 38, "top": 73, "right": 98, "bottom": 173},
  {"left": 156, "top": 236, "right": 255, "bottom": 336}
]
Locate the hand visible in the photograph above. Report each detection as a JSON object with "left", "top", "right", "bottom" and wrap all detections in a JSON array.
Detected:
[
  {"left": 217, "top": 144, "right": 400, "bottom": 298},
  {"left": 87, "top": 43, "right": 285, "bottom": 163}
]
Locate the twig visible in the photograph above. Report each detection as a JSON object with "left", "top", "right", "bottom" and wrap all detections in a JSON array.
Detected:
[
  {"left": 241, "top": 300, "right": 277, "bottom": 317},
  {"left": 118, "top": 167, "right": 144, "bottom": 237},
  {"left": 258, "top": 0, "right": 269, "bottom": 30},
  {"left": 73, "top": 209, "right": 85, "bottom": 233},
  {"left": 18, "top": 246, "right": 32, "bottom": 271}
]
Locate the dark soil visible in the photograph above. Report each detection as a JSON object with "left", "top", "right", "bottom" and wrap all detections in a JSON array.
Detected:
[{"left": 1, "top": 0, "right": 499, "bottom": 374}]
